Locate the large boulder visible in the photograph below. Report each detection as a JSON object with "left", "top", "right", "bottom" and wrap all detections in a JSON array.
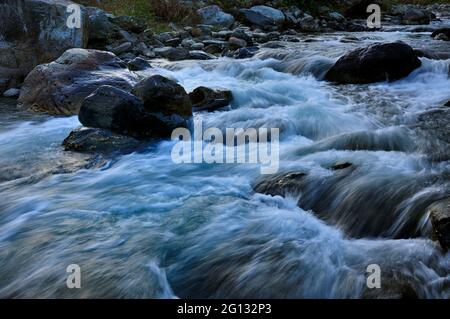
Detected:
[
  {"left": 240, "top": 6, "right": 285, "bottom": 30},
  {"left": 78, "top": 85, "right": 150, "bottom": 138},
  {"left": 18, "top": 48, "right": 139, "bottom": 115},
  {"left": 132, "top": 75, "right": 192, "bottom": 118},
  {"left": 78, "top": 84, "right": 187, "bottom": 139},
  {"left": 197, "top": 5, "right": 235, "bottom": 29},
  {"left": 325, "top": 42, "right": 422, "bottom": 84},
  {"left": 0, "top": 0, "right": 88, "bottom": 94},
  {"left": 189, "top": 87, "right": 232, "bottom": 112}
]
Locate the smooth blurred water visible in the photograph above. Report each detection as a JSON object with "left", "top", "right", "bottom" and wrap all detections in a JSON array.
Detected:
[{"left": 0, "top": 29, "right": 449, "bottom": 298}]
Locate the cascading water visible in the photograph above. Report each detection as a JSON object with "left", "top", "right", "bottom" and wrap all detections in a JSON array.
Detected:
[{"left": 0, "top": 27, "right": 449, "bottom": 298}]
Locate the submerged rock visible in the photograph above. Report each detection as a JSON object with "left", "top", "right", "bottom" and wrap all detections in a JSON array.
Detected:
[
  {"left": 63, "top": 127, "right": 142, "bottom": 154},
  {"left": 253, "top": 165, "right": 439, "bottom": 240},
  {"left": 330, "top": 162, "right": 353, "bottom": 171},
  {"left": 254, "top": 172, "right": 307, "bottom": 197},
  {"left": 18, "top": 49, "right": 139, "bottom": 115},
  {"left": 189, "top": 87, "right": 233, "bottom": 112},
  {"left": 325, "top": 42, "right": 422, "bottom": 84}
]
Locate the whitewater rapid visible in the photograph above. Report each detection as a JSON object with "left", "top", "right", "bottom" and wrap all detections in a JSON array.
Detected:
[{"left": 0, "top": 29, "right": 449, "bottom": 298}]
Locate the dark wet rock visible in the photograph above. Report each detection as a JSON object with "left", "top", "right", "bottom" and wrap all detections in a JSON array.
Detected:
[
  {"left": 203, "top": 39, "right": 229, "bottom": 48},
  {"left": 204, "top": 44, "right": 223, "bottom": 55},
  {"left": 393, "top": 6, "right": 431, "bottom": 25},
  {"left": 190, "top": 25, "right": 213, "bottom": 39},
  {"left": 231, "top": 30, "right": 254, "bottom": 47},
  {"left": 414, "top": 49, "right": 450, "bottom": 60},
  {"left": 154, "top": 32, "right": 177, "bottom": 44},
  {"left": 298, "top": 14, "right": 321, "bottom": 32},
  {"left": 229, "top": 37, "right": 248, "bottom": 49},
  {"left": 18, "top": 48, "right": 138, "bottom": 115},
  {"left": 325, "top": 42, "right": 422, "bottom": 84},
  {"left": 344, "top": 21, "right": 371, "bottom": 32},
  {"left": 191, "top": 43, "right": 205, "bottom": 51},
  {"left": 181, "top": 38, "right": 196, "bottom": 49},
  {"left": 254, "top": 166, "right": 444, "bottom": 240},
  {"left": 159, "top": 47, "right": 190, "bottom": 61},
  {"left": 63, "top": 127, "right": 142, "bottom": 154},
  {"left": 340, "top": 36, "right": 360, "bottom": 43},
  {"left": 434, "top": 33, "right": 450, "bottom": 41},
  {"left": 189, "top": 87, "right": 232, "bottom": 112},
  {"left": 225, "top": 47, "right": 259, "bottom": 59},
  {"left": 261, "top": 42, "right": 286, "bottom": 49},
  {"left": 132, "top": 75, "right": 192, "bottom": 118},
  {"left": 428, "top": 198, "right": 450, "bottom": 251},
  {"left": 197, "top": 5, "right": 235, "bottom": 29},
  {"left": 0, "top": 0, "right": 88, "bottom": 93},
  {"left": 109, "top": 42, "right": 133, "bottom": 55},
  {"left": 85, "top": 7, "right": 120, "bottom": 48},
  {"left": 166, "top": 38, "right": 183, "bottom": 48},
  {"left": 431, "top": 28, "right": 450, "bottom": 41},
  {"left": 330, "top": 162, "right": 353, "bottom": 171},
  {"left": 133, "top": 42, "right": 155, "bottom": 58},
  {"left": 119, "top": 52, "right": 136, "bottom": 61},
  {"left": 295, "top": 128, "right": 416, "bottom": 156},
  {"left": 445, "top": 101, "right": 450, "bottom": 107},
  {"left": 127, "top": 57, "right": 151, "bottom": 71},
  {"left": 362, "top": 275, "right": 419, "bottom": 299},
  {"left": 230, "top": 47, "right": 259, "bottom": 59},
  {"left": 78, "top": 86, "right": 151, "bottom": 138},
  {"left": 0, "top": 67, "right": 22, "bottom": 95},
  {"left": 110, "top": 15, "right": 147, "bottom": 34},
  {"left": 240, "top": 6, "right": 285, "bottom": 30},
  {"left": 189, "top": 51, "right": 216, "bottom": 60},
  {"left": 282, "top": 6, "right": 303, "bottom": 26},
  {"left": 254, "top": 172, "right": 307, "bottom": 197}
]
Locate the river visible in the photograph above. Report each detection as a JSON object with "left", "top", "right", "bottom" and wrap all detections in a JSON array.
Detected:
[{"left": 0, "top": 24, "right": 449, "bottom": 298}]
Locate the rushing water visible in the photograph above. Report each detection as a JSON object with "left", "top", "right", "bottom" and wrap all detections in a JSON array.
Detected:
[{"left": 0, "top": 27, "right": 449, "bottom": 298}]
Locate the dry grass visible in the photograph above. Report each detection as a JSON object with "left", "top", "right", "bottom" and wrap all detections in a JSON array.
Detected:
[
  {"left": 78, "top": 0, "right": 450, "bottom": 33},
  {"left": 78, "top": 0, "right": 199, "bottom": 32}
]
